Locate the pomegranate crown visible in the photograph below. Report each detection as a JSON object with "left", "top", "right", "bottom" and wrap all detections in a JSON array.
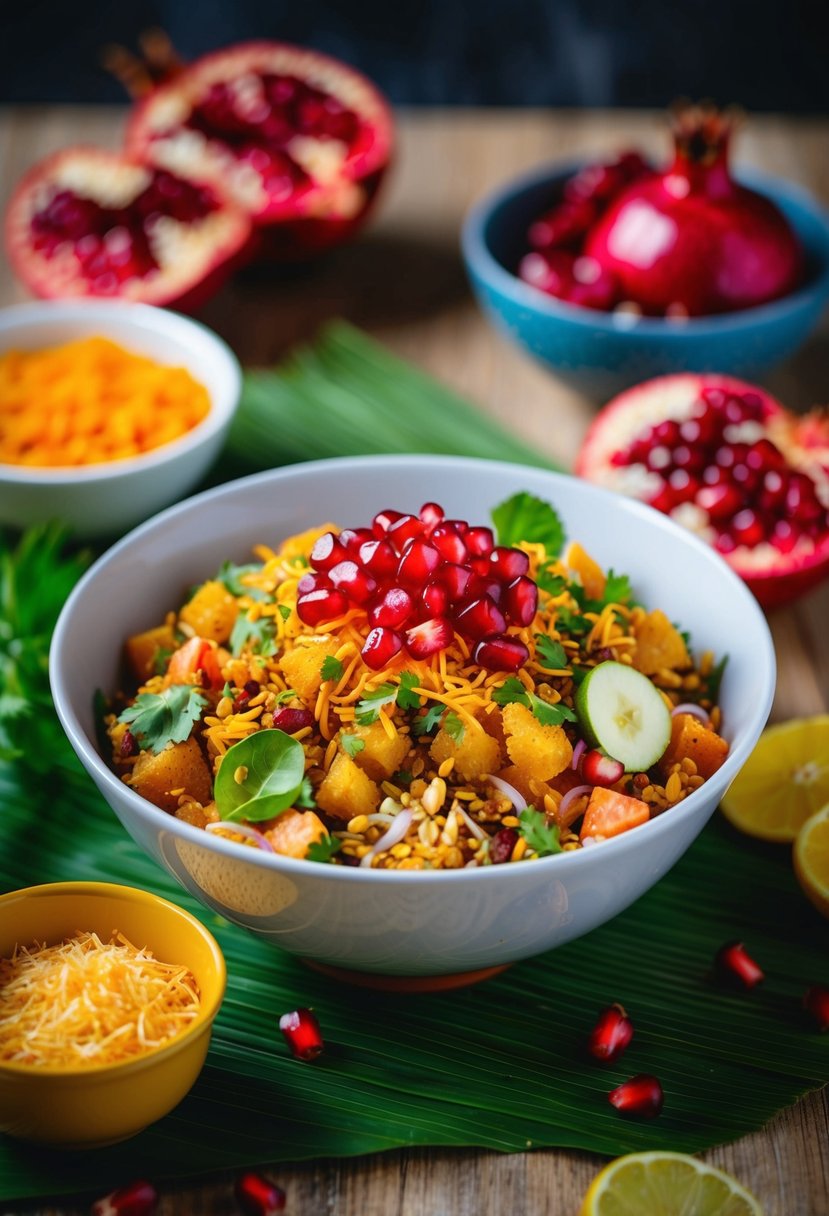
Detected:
[{"left": 669, "top": 100, "right": 744, "bottom": 164}]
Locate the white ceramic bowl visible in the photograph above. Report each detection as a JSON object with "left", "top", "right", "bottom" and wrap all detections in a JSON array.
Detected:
[
  {"left": 50, "top": 456, "right": 776, "bottom": 983},
  {"left": 0, "top": 300, "right": 241, "bottom": 538}
]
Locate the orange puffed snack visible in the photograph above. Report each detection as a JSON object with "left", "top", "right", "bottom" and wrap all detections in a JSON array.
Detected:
[{"left": 0, "top": 336, "right": 210, "bottom": 467}]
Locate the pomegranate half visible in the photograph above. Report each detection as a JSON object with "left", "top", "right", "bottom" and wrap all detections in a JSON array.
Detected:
[
  {"left": 576, "top": 374, "right": 829, "bottom": 609},
  {"left": 5, "top": 146, "right": 251, "bottom": 310},
  {"left": 124, "top": 40, "right": 394, "bottom": 259}
]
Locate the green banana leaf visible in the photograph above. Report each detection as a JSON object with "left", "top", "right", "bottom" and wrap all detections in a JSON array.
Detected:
[{"left": 0, "top": 756, "right": 826, "bottom": 1202}]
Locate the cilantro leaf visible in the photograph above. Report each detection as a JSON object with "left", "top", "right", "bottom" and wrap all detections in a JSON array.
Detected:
[
  {"left": 355, "top": 682, "right": 398, "bottom": 725},
  {"left": 535, "top": 635, "right": 569, "bottom": 671},
  {"left": 492, "top": 677, "right": 576, "bottom": 727},
  {"left": 341, "top": 733, "right": 365, "bottom": 758},
  {"left": 217, "top": 559, "right": 268, "bottom": 601},
  {"left": 306, "top": 834, "right": 342, "bottom": 863},
  {"left": 603, "top": 570, "right": 635, "bottom": 608},
  {"left": 321, "top": 655, "right": 344, "bottom": 683},
  {"left": 412, "top": 702, "right": 446, "bottom": 736},
  {"left": 536, "top": 568, "right": 567, "bottom": 597},
  {"left": 274, "top": 688, "right": 298, "bottom": 705},
  {"left": 118, "top": 685, "right": 207, "bottom": 754},
  {"left": 396, "top": 671, "right": 423, "bottom": 711},
  {"left": 277, "top": 604, "right": 292, "bottom": 621},
  {"left": 555, "top": 606, "right": 592, "bottom": 638},
  {"left": 518, "top": 807, "right": 562, "bottom": 857},
  {"left": 230, "top": 611, "right": 278, "bottom": 658},
  {"left": 296, "top": 775, "right": 316, "bottom": 809},
  {"left": 492, "top": 492, "right": 565, "bottom": 556},
  {"left": 443, "top": 711, "right": 465, "bottom": 745}
]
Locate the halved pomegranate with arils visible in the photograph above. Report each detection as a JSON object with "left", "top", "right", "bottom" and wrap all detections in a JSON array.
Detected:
[
  {"left": 124, "top": 40, "right": 394, "bottom": 259},
  {"left": 5, "top": 146, "right": 251, "bottom": 309},
  {"left": 576, "top": 374, "right": 829, "bottom": 609}
]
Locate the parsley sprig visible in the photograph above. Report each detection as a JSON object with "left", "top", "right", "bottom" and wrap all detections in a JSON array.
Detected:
[
  {"left": 118, "top": 685, "right": 207, "bottom": 754},
  {"left": 355, "top": 672, "right": 423, "bottom": 725},
  {"left": 492, "top": 677, "right": 576, "bottom": 727},
  {"left": 518, "top": 807, "right": 562, "bottom": 857}
]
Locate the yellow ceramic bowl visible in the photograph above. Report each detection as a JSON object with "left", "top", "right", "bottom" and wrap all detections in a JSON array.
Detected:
[{"left": 0, "top": 881, "right": 226, "bottom": 1148}]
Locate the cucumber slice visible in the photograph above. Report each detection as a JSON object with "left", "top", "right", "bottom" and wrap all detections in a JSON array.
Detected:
[{"left": 575, "top": 660, "right": 671, "bottom": 772}]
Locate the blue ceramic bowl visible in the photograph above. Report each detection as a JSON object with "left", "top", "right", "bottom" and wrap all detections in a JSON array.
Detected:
[{"left": 461, "top": 160, "right": 829, "bottom": 399}]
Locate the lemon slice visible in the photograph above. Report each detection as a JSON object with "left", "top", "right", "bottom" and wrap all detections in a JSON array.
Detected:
[
  {"left": 793, "top": 803, "right": 829, "bottom": 918},
  {"left": 720, "top": 714, "right": 829, "bottom": 841},
  {"left": 580, "top": 1151, "right": 764, "bottom": 1216}
]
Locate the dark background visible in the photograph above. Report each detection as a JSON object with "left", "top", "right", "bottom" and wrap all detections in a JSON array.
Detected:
[{"left": 2, "top": 0, "right": 828, "bottom": 111}]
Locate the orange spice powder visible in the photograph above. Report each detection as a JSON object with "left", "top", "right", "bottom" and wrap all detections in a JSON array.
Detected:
[{"left": 0, "top": 336, "right": 211, "bottom": 468}]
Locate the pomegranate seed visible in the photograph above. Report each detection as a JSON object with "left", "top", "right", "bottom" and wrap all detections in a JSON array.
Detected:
[
  {"left": 746, "top": 438, "right": 785, "bottom": 472},
  {"left": 431, "top": 523, "right": 469, "bottom": 564},
  {"left": 235, "top": 1171, "right": 286, "bottom": 1216},
  {"left": 386, "top": 514, "right": 424, "bottom": 553},
  {"left": 474, "top": 635, "right": 529, "bottom": 672},
  {"left": 233, "top": 689, "right": 251, "bottom": 712},
  {"left": 405, "top": 616, "right": 454, "bottom": 660},
  {"left": 671, "top": 444, "right": 706, "bottom": 474},
  {"left": 731, "top": 509, "right": 765, "bottom": 548},
  {"left": 310, "top": 531, "right": 349, "bottom": 571},
  {"left": 279, "top": 1008, "right": 324, "bottom": 1060},
  {"left": 608, "top": 1074, "right": 664, "bottom": 1118},
  {"left": 465, "top": 526, "right": 495, "bottom": 557},
  {"left": 297, "top": 571, "right": 330, "bottom": 595},
  {"left": 653, "top": 418, "right": 681, "bottom": 446},
  {"left": 786, "top": 472, "right": 824, "bottom": 522},
  {"left": 372, "top": 508, "right": 404, "bottom": 536},
  {"left": 667, "top": 469, "right": 701, "bottom": 502},
  {"left": 803, "top": 985, "right": 829, "bottom": 1032},
  {"left": 439, "top": 562, "right": 474, "bottom": 603},
  {"left": 715, "top": 941, "right": 765, "bottom": 989},
  {"left": 696, "top": 483, "right": 744, "bottom": 521},
  {"left": 244, "top": 680, "right": 261, "bottom": 697},
  {"left": 467, "top": 574, "right": 505, "bottom": 605},
  {"left": 368, "top": 586, "right": 414, "bottom": 629},
  {"left": 362, "top": 626, "right": 403, "bottom": 669},
  {"left": 649, "top": 484, "right": 678, "bottom": 513},
  {"left": 91, "top": 1180, "right": 159, "bottom": 1216},
  {"left": 505, "top": 575, "right": 538, "bottom": 626},
  {"left": 338, "top": 527, "right": 374, "bottom": 553},
  {"left": 328, "top": 560, "right": 377, "bottom": 605},
  {"left": 358, "top": 538, "right": 399, "bottom": 578},
  {"left": 489, "top": 546, "right": 530, "bottom": 581},
  {"left": 701, "top": 386, "right": 728, "bottom": 411},
  {"left": 120, "top": 729, "right": 138, "bottom": 757},
  {"left": 444, "top": 518, "right": 470, "bottom": 536},
  {"left": 771, "top": 518, "right": 799, "bottom": 554},
  {"left": 397, "top": 539, "right": 442, "bottom": 586},
  {"left": 455, "top": 595, "right": 507, "bottom": 640},
  {"left": 296, "top": 587, "right": 349, "bottom": 626},
  {"left": 419, "top": 501, "right": 445, "bottom": 532},
  {"left": 724, "top": 395, "right": 753, "bottom": 424},
  {"left": 715, "top": 532, "right": 738, "bottom": 555},
  {"left": 271, "top": 707, "right": 314, "bottom": 733},
  {"left": 490, "top": 827, "right": 519, "bottom": 864},
  {"left": 421, "top": 580, "right": 449, "bottom": 618},
  {"left": 759, "top": 469, "right": 787, "bottom": 510},
  {"left": 582, "top": 749, "right": 625, "bottom": 786},
  {"left": 587, "top": 1003, "right": 634, "bottom": 1063}
]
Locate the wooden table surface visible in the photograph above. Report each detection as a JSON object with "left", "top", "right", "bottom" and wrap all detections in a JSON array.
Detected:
[{"left": 1, "top": 105, "right": 828, "bottom": 1216}]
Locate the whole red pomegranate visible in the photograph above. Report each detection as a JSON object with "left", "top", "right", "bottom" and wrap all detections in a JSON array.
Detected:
[
  {"left": 584, "top": 106, "right": 803, "bottom": 316},
  {"left": 5, "top": 146, "right": 251, "bottom": 310},
  {"left": 124, "top": 40, "right": 394, "bottom": 260},
  {"left": 576, "top": 374, "right": 829, "bottom": 609}
]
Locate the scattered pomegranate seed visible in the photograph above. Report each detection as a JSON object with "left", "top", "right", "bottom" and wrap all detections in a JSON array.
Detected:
[
  {"left": 715, "top": 941, "right": 765, "bottom": 989},
  {"left": 474, "top": 635, "right": 529, "bottom": 672},
  {"left": 455, "top": 595, "right": 507, "bottom": 640},
  {"left": 490, "top": 827, "right": 519, "bottom": 864},
  {"left": 608, "top": 1074, "right": 664, "bottom": 1118},
  {"left": 368, "top": 586, "right": 414, "bottom": 629},
  {"left": 421, "top": 580, "right": 449, "bottom": 618},
  {"left": 235, "top": 1171, "right": 286, "bottom": 1216},
  {"left": 358, "top": 538, "right": 398, "bottom": 578},
  {"left": 405, "top": 616, "right": 454, "bottom": 660},
  {"left": 338, "top": 527, "right": 374, "bottom": 552},
  {"left": 244, "top": 680, "right": 261, "bottom": 697},
  {"left": 439, "top": 562, "right": 474, "bottom": 602},
  {"left": 581, "top": 750, "right": 625, "bottom": 787},
  {"left": 91, "top": 1180, "right": 159, "bottom": 1216},
  {"left": 297, "top": 570, "right": 329, "bottom": 595},
  {"left": 587, "top": 1003, "right": 634, "bottom": 1063},
  {"left": 431, "top": 523, "right": 469, "bottom": 564},
  {"left": 279, "top": 1008, "right": 324, "bottom": 1060},
  {"left": 387, "top": 513, "right": 424, "bottom": 552},
  {"left": 232, "top": 689, "right": 251, "bottom": 712},
  {"left": 361, "top": 626, "right": 403, "bottom": 670},
  {"left": 803, "top": 985, "right": 829, "bottom": 1032},
  {"left": 328, "top": 560, "right": 377, "bottom": 605},
  {"left": 505, "top": 575, "right": 538, "bottom": 626},
  {"left": 419, "top": 501, "right": 445, "bottom": 531},
  {"left": 271, "top": 707, "right": 314, "bottom": 734},
  {"left": 372, "top": 508, "right": 404, "bottom": 536},
  {"left": 465, "top": 526, "right": 495, "bottom": 557},
  {"left": 489, "top": 545, "right": 530, "bottom": 581},
  {"left": 310, "top": 531, "right": 349, "bottom": 571},
  {"left": 397, "top": 538, "right": 442, "bottom": 585},
  {"left": 120, "top": 729, "right": 138, "bottom": 758},
  {"left": 296, "top": 587, "right": 349, "bottom": 626}
]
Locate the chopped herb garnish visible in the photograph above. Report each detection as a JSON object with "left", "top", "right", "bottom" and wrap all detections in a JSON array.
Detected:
[
  {"left": 214, "top": 730, "right": 305, "bottom": 822},
  {"left": 518, "top": 807, "right": 562, "bottom": 856},
  {"left": 443, "top": 711, "right": 465, "bottom": 745},
  {"left": 492, "top": 677, "right": 577, "bottom": 727},
  {"left": 321, "top": 655, "right": 344, "bottom": 683},
  {"left": 230, "top": 611, "right": 278, "bottom": 658},
  {"left": 703, "top": 654, "right": 729, "bottom": 701},
  {"left": 492, "top": 492, "right": 565, "bottom": 557},
  {"left": 536, "top": 569, "right": 567, "bottom": 597},
  {"left": 555, "top": 606, "right": 592, "bottom": 638},
  {"left": 296, "top": 775, "right": 316, "bottom": 809},
  {"left": 603, "top": 570, "right": 636, "bottom": 608},
  {"left": 535, "top": 635, "right": 569, "bottom": 671},
  {"left": 152, "top": 646, "right": 175, "bottom": 676},
  {"left": 412, "top": 702, "right": 446, "bottom": 736},
  {"left": 278, "top": 604, "right": 292, "bottom": 621},
  {"left": 396, "top": 670, "right": 423, "bottom": 711},
  {"left": 221, "top": 681, "right": 235, "bottom": 700},
  {"left": 274, "top": 688, "right": 298, "bottom": 705},
  {"left": 217, "top": 559, "right": 268, "bottom": 600},
  {"left": 341, "top": 733, "right": 365, "bottom": 759},
  {"left": 306, "top": 834, "right": 342, "bottom": 863},
  {"left": 355, "top": 682, "right": 398, "bottom": 725},
  {"left": 392, "top": 769, "right": 413, "bottom": 786},
  {"left": 118, "top": 685, "right": 207, "bottom": 754}
]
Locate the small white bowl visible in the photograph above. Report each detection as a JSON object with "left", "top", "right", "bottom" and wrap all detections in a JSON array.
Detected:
[
  {"left": 0, "top": 300, "right": 241, "bottom": 538},
  {"left": 50, "top": 456, "right": 775, "bottom": 985}
]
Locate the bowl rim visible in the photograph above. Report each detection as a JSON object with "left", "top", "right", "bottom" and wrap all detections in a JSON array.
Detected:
[
  {"left": 461, "top": 158, "right": 829, "bottom": 334},
  {"left": 50, "top": 454, "right": 777, "bottom": 887},
  {"left": 0, "top": 879, "right": 227, "bottom": 1078},
  {"left": 0, "top": 299, "right": 242, "bottom": 486}
]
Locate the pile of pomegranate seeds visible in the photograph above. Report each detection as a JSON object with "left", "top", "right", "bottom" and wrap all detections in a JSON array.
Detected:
[{"left": 296, "top": 502, "right": 538, "bottom": 672}]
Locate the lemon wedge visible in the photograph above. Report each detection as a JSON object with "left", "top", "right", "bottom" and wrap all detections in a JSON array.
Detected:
[
  {"left": 793, "top": 803, "right": 829, "bottom": 918},
  {"left": 579, "top": 1151, "right": 764, "bottom": 1216},
  {"left": 720, "top": 715, "right": 829, "bottom": 841}
]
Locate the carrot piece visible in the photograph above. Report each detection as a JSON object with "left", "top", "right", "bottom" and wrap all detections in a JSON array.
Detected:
[
  {"left": 265, "top": 810, "right": 328, "bottom": 859},
  {"left": 166, "top": 636, "right": 223, "bottom": 689},
  {"left": 580, "top": 786, "right": 649, "bottom": 841}
]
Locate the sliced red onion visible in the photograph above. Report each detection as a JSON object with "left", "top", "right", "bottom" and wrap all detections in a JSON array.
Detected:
[
  {"left": 581, "top": 835, "right": 597, "bottom": 847},
  {"left": 558, "top": 784, "right": 593, "bottom": 822},
  {"left": 571, "top": 739, "right": 587, "bottom": 771},
  {"left": 671, "top": 702, "right": 711, "bottom": 726},
  {"left": 486, "top": 774, "right": 528, "bottom": 812},
  {"left": 454, "top": 803, "right": 488, "bottom": 842},
  {"left": 360, "top": 808, "right": 414, "bottom": 867},
  {"left": 207, "top": 821, "right": 275, "bottom": 853}
]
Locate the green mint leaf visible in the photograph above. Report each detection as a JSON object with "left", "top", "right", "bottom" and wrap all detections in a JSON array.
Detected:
[
  {"left": 535, "top": 635, "right": 568, "bottom": 671},
  {"left": 443, "top": 711, "right": 465, "bottom": 745},
  {"left": 217, "top": 559, "right": 268, "bottom": 601},
  {"left": 518, "top": 807, "right": 562, "bottom": 857},
  {"left": 306, "top": 834, "right": 342, "bottom": 863},
  {"left": 215, "top": 730, "right": 305, "bottom": 822},
  {"left": 230, "top": 611, "right": 278, "bottom": 658},
  {"left": 492, "top": 492, "right": 565, "bottom": 556},
  {"left": 341, "top": 733, "right": 366, "bottom": 759},
  {"left": 355, "top": 683, "right": 398, "bottom": 725},
  {"left": 118, "top": 685, "right": 207, "bottom": 754},
  {"left": 492, "top": 677, "right": 575, "bottom": 726},
  {"left": 412, "top": 703, "right": 446, "bottom": 736},
  {"left": 396, "top": 670, "right": 422, "bottom": 711},
  {"left": 321, "top": 655, "right": 344, "bottom": 682}
]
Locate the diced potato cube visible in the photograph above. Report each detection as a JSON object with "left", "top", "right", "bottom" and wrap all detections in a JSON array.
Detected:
[
  {"left": 315, "top": 752, "right": 380, "bottom": 821},
  {"left": 658, "top": 712, "right": 729, "bottom": 779},
  {"left": 124, "top": 624, "right": 177, "bottom": 684},
  {"left": 502, "top": 701, "right": 573, "bottom": 781},
  {"left": 128, "top": 737, "right": 212, "bottom": 813},
  {"left": 265, "top": 809, "right": 328, "bottom": 858},
  {"left": 632, "top": 610, "right": 690, "bottom": 675},
  {"left": 430, "top": 719, "right": 501, "bottom": 781},
  {"left": 349, "top": 722, "right": 409, "bottom": 782},
  {"left": 179, "top": 580, "right": 239, "bottom": 643},
  {"left": 279, "top": 637, "right": 341, "bottom": 702}
]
